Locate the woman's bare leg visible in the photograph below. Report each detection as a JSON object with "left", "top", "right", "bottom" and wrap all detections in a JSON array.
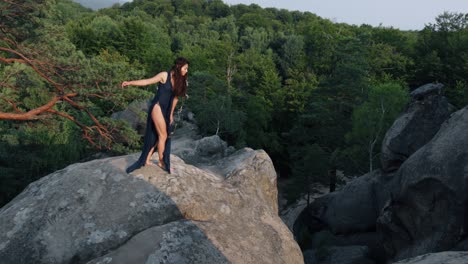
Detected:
[
  {"left": 151, "top": 103, "right": 168, "bottom": 169},
  {"left": 145, "top": 146, "right": 156, "bottom": 166}
]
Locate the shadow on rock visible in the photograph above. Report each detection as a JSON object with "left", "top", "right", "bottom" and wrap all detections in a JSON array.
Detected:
[{"left": 0, "top": 148, "right": 302, "bottom": 264}]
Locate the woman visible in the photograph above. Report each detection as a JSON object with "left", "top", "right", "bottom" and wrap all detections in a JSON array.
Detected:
[{"left": 122, "top": 57, "right": 189, "bottom": 174}]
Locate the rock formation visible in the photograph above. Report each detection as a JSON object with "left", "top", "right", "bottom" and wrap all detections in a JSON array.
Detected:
[
  {"left": 0, "top": 147, "right": 303, "bottom": 263},
  {"left": 112, "top": 99, "right": 236, "bottom": 168},
  {"left": 111, "top": 100, "right": 150, "bottom": 135},
  {"left": 381, "top": 83, "right": 451, "bottom": 172},
  {"left": 378, "top": 105, "right": 468, "bottom": 261},
  {"left": 295, "top": 83, "right": 468, "bottom": 263},
  {"left": 393, "top": 251, "right": 468, "bottom": 264}
]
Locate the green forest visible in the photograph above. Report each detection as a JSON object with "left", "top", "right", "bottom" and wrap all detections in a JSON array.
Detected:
[{"left": 1, "top": 0, "right": 468, "bottom": 207}]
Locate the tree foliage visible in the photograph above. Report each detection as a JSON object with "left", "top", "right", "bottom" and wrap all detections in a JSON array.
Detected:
[
  {"left": 343, "top": 82, "right": 409, "bottom": 173},
  {"left": 413, "top": 12, "right": 468, "bottom": 107}
]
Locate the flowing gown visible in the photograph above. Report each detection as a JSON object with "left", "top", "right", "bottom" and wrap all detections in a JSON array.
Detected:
[{"left": 126, "top": 71, "right": 175, "bottom": 174}]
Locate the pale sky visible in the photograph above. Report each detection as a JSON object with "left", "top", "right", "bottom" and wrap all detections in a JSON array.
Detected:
[{"left": 223, "top": 0, "right": 468, "bottom": 30}]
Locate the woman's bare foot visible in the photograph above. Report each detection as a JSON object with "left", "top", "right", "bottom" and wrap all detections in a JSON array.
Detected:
[
  {"left": 157, "top": 159, "right": 166, "bottom": 170},
  {"left": 145, "top": 161, "right": 156, "bottom": 167}
]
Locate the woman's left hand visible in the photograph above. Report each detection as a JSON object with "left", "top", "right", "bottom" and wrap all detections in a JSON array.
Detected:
[{"left": 170, "top": 115, "right": 174, "bottom": 125}]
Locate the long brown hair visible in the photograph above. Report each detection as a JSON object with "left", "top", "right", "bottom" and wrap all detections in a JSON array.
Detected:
[{"left": 171, "top": 57, "right": 189, "bottom": 97}]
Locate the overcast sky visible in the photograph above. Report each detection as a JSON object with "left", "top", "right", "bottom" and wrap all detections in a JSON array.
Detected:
[{"left": 223, "top": 0, "right": 468, "bottom": 30}]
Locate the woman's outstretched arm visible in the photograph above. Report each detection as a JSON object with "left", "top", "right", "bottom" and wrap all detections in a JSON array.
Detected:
[{"left": 121, "top": 72, "right": 167, "bottom": 87}]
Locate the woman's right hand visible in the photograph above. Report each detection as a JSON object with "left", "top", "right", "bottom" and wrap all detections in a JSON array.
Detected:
[{"left": 121, "top": 81, "right": 131, "bottom": 87}]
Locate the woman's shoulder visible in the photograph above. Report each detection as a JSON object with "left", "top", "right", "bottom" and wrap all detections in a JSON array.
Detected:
[{"left": 155, "top": 71, "right": 170, "bottom": 84}]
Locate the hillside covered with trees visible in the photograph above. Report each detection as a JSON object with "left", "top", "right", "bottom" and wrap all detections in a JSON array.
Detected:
[{"left": 1, "top": 0, "right": 468, "bottom": 206}]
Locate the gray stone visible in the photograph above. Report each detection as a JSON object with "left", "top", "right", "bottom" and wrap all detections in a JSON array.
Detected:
[
  {"left": 112, "top": 99, "right": 232, "bottom": 169},
  {"left": 111, "top": 100, "right": 150, "bottom": 135},
  {"left": 280, "top": 184, "right": 328, "bottom": 232},
  {"left": 409, "top": 83, "right": 444, "bottom": 100},
  {"left": 377, "top": 106, "right": 468, "bottom": 261},
  {"left": 309, "top": 230, "right": 384, "bottom": 259},
  {"left": 186, "top": 111, "right": 196, "bottom": 123},
  {"left": 372, "top": 171, "right": 400, "bottom": 214},
  {"left": 88, "top": 221, "right": 228, "bottom": 264},
  {"left": 304, "top": 246, "right": 374, "bottom": 264},
  {"left": 169, "top": 117, "right": 236, "bottom": 168},
  {"left": 381, "top": 85, "right": 451, "bottom": 172},
  {"left": 308, "top": 171, "right": 380, "bottom": 234},
  {"left": 194, "top": 135, "right": 228, "bottom": 158},
  {"left": 0, "top": 149, "right": 303, "bottom": 264},
  {"left": 303, "top": 250, "right": 318, "bottom": 264},
  {"left": 453, "top": 239, "right": 468, "bottom": 251},
  {"left": 295, "top": 84, "right": 468, "bottom": 263},
  {"left": 393, "top": 251, "right": 468, "bottom": 264}
]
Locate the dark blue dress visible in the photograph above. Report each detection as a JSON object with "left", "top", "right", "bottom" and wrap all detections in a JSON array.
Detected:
[{"left": 126, "top": 71, "right": 175, "bottom": 174}]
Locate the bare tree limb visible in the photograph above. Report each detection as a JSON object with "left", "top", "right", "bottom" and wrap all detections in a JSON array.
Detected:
[{"left": 0, "top": 96, "right": 59, "bottom": 120}]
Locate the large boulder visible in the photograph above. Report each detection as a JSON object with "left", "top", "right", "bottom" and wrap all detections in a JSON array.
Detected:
[
  {"left": 172, "top": 134, "right": 235, "bottom": 166},
  {"left": 393, "top": 251, "right": 468, "bottom": 264},
  {"left": 0, "top": 148, "right": 303, "bottom": 264},
  {"left": 279, "top": 184, "right": 329, "bottom": 232},
  {"left": 409, "top": 83, "right": 443, "bottom": 99},
  {"left": 306, "top": 171, "right": 381, "bottom": 235},
  {"left": 296, "top": 85, "right": 467, "bottom": 263},
  {"left": 303, "top": 246, "right": 374, "bottom": 264},
  {"left": 377, "top": 106, "right": 468, "bottom": 261},
  {"left": 308, "top": 230, "right": 384, "bottom": 261},
  {"left": 111, "top": 100, "right": 149, "bottom": 135},
  {"left": 294, "top": 170, "right": 389, "bottom": 263},
  {"left": 381, "top": 83, "right": 451, "bottom": 172}
]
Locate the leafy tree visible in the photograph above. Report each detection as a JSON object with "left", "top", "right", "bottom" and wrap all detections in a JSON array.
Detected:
[
  {"left": 239, "top": 27, "right": 270, "bottom": 52},
  {"left": 45, "top": 0, "right": 92, "bottom": 25},
  {"left": 278, "top": 34, "right": 306, "bottom": 78},
  {"left": 233, "top": 49, "right": 277, "bottom": 94},
  {"left": 286, "top": 143, "right": 329, "bottom": 205},
  {"left": 0, "top": 119, "right": 88, "bottom": 206},
  {"left": 209, "top": 15, "right": 239, "bottom": 43},
  {"left": 185, "top": 71, "right": 245, "bottom": 145},
  {"left": 320, "top": 32, "right": 373, "bottom": 120},
  {"left": 68, "top": 12, "right": 172, "bottom": 74},
  {"left": 413, "top": 12, "right": 468, "bottom": 98},
  {"left": 0, "top": 0, "right": 46, "bottom": 41},
  {"left": 367, "top": 42, "right": 412, "bottom": 82},
  {"left": 172, "top": 0, "right": 204, "bottom": 17},
  {"left": 448, "top": 80, "right": 468, "bottom": 108},
  {"left": 297, "top": 17, "right": 348, "bottom": 76},
  {"left": 205, "top": 0, "right": 231, "bottom": 18},
  {"left": 344, "top": 82, "right": 409, "bottom": 173},
  {"left": 370, "top": 26, "right": 416, "bottom": 55},
  {"left": 131, "top": 0, "right": 175, "bottom": 20},
  {"left": 237, "top": 8, "right": 272, "bottom": 30},
  {"left": 194, "top": 95, "right": 246, "bottom": 146},
  {"left": 87, "top": 15, "right": 124, "bottom": 53}
]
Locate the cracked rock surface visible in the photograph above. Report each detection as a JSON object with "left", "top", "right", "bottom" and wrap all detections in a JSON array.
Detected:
[{"left": 0, "top": 148, "right": 302, "bottom": 264}]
